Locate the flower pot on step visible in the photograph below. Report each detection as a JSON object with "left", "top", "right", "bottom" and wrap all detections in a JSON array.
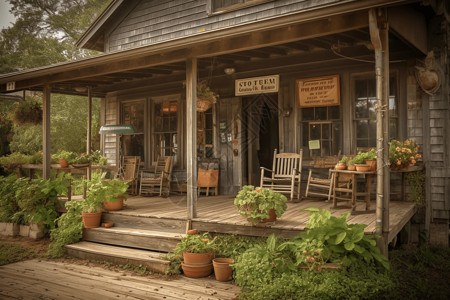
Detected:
[
  {"left": 181, "top": 262, "right": 213, "bottom": 278},
  {"left": 183, "top": 251, "right": 214, "bottom": 265},
  {"left": 81, "top": 212, "right": 102, "bottom": 228},
  {"left": 103, "top": 195, "right": 124, "bottom": 211},
  {"left": 261, "top": 208, "right": 277, "bottom": 223},
  {"left": 212, "top": 258, "right": 235, "bottom": 281}
]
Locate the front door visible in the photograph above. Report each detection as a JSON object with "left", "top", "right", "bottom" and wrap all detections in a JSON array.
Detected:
[{"left": 242, "top": 94, "right": 279, "bottom": 187}]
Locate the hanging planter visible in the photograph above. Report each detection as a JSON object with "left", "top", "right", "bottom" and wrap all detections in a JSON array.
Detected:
[
  {"left": 196, "top": 81, "right": 219, "bottom": 112},
  {"left": 11, "top": 101, "right": 42, "bottom": 125}
]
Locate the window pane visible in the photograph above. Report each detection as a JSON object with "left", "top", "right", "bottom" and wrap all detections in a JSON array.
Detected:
[
  {"left": 323, "top": 123, "right": 330, "bottom": 139},
  {"left": 302, "top": 107, "right": 314, "bottom": 121},
  {"left": 356, "top": 120, "right": 368, "bottom": 138},
  {"left": 355, "top": 79, "right": 367, "bottom": 99},
  {"left": 328, "top": 106, "right": 340, "bottom": 120},
  {"left": 333, "top": 122, "right": 342, "bottom": 155},
  {"left": 367, "top": 78, "right": 376, "bottom": 97},
  {"left": 355, "top": 100, "right": 368, "bottom": 118},
  {"left": 357, "top": 139, "right": 368, "bottom": 148},
  {"left": 369, "top": 120, "right": 376, "bottom": 147},
  {"left": 310, "top": 123, "right": 321, "bottom": 140},
  {"left": 368, "top": 98, "right": 377, "bottom": 119},
  {"left": 315, "top": 107, "right": 327, "bottom": 120}
]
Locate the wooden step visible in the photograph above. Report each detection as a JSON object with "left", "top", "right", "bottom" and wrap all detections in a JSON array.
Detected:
[
  {"left": 83, "top": 227, "right": 184, "bottom": 252},
  {"left": 66, "top": 241, "right": 170, "bottom": 274},
  {"left": 102, "top": 212, "right": 186, "bottom": 233}
]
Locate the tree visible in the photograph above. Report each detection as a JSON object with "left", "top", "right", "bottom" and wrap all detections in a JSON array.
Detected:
[{"left": 0, "top": 0, "right": 108, "bottom": 155}]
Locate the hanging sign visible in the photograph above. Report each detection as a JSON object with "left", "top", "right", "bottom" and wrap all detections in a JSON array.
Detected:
[
  {"left": 6, "top": 82, "right": 15, "bottom": 91},
  {"left": 235, "top": 75, "right": 279, "bottom": 96},
  {"left": 309, "top": 140, "right": 320, "bottom": 150},
  {"left": 297, "top": 75, "right": 340, "bottom": 108}
]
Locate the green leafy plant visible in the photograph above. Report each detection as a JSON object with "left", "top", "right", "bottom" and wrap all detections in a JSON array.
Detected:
[
  {"left": 281, "top": 207, "right": 389, "bottom": 270},
  {"left": 89, "top": 150, "right": 107, "bottom": 166},
  {"left": 71, "top": 153, "right": 91, "bottom": 164},
  {"left": 352, "top": 149, "right": 377, "bottom": 165},
  {"left": 406, "top": 171, "right": 425, "bottom": 206},
  {"left": 234, "top": 185, "right": 287, "bottom": 225},
  {"left": 339, "top": 156, "right": 350, "bottom": 164},
  {"left": 10, "top": 100, "right": 42, "bottom": 125},
  {"left": 78, "top": 171, "right": 129, "bottom": 213},
  {"left": 47, "top": 200, "right": 84, "bottom": 258},
  {"left": 52, "top": 150, "right": 76, "bottom": 163},
  {"left": 174, "top": 233, "right": 215, "bottom": 255}
]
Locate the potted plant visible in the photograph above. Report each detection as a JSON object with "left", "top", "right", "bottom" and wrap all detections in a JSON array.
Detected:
[
  {"left": 102, "top": 178, "right": 129, "bottom": 211},
  {"left": 364, "top": 149, "right": 377, "bottom": 171},
  {"left": 347, "top": 159, "right": 356, "bottom": 171},
  {"left": 71, "top": 153, "right": 91, "bottom": 168},
  {"left": 196, "top": 80, "right": 219, "bottom": 112},
  {"left": 174, "top": 233, "right": 215, "bottom": 278},
  {"left": 52, "top": 150, "right": 76, "bottom": 168},
  {"left": 212, "top": 257, "right": 235, "bottom": 281},
  {"left": 389, "top": 139, "right": 421, "bottom": 170},
  {"left": 234, "top": 185, "right": 287, "bottom": 225},
  {"left": 336, "top": 156, "right": 349, "bottom": 170}
]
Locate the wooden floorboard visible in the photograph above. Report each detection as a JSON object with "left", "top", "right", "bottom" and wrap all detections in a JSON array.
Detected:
[
  {"left": 0, "top": 260, "right": 240, "bottom": 300},
  {"left": 112, "top": 195, "right": 417, "bottom": 242}
]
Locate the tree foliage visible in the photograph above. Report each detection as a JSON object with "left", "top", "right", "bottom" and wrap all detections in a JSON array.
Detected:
[{"left": 0, "top": 0, "right": 107, "bottom": 154}]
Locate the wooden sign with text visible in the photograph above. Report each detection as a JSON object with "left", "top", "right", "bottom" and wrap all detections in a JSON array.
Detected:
[{"left": 297, "top": 75, "right": 340, "bottom": 108}]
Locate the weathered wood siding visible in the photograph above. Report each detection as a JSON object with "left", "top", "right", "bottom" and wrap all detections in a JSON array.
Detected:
[
  {"left": 425, "top": 14, "right": 450, "bottom": 220},
  {"left": 108, "top": 0, "right": 344, "bottom": 52}
]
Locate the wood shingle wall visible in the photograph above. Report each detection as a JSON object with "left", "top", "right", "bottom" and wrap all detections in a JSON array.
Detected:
[{"left": 108, "top": 0, "right": 343, "bottom": 52}]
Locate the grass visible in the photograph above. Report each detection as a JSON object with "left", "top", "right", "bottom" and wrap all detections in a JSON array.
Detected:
[{"left": 0, "top": 242, "right": 42, "bottom": 265}]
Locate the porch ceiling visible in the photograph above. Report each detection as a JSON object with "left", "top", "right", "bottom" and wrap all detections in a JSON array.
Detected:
[{"left": 0, "top": 26, "right": 421, "bottom": 98}]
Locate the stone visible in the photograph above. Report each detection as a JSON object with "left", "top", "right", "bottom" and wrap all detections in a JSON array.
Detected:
[{"left": 19, "top": 225, "right": 30, "bottom": 237}]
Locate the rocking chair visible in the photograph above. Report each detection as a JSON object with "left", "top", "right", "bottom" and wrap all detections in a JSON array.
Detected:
[
  {"left": 139, "top": 156, "right": 173, "bottom": 197},
  {"left": 260, "top": 149, "right": 303, "bottom": 201}
]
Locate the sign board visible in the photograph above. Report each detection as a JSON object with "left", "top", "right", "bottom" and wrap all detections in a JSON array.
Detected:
[
  {"left": 297, "top": 75, "right": 340, "bottom": 108},
  {"left": 6, "top": 82, "right": 15, "bottom": 91},
  {"left": 309, "top": 140, "right": 320, "bottom": 150},
  {"left": 235, "top": 75, "right": 279, "bottom": 96}
]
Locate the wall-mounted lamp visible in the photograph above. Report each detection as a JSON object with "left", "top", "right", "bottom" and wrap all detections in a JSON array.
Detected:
[
  {"left": 74, "top": 87, "right": 87, "bottom": 93},
  {"left": 224, "top": 68, "right": 235, "bottom": 75},
  {"left": 283, "top": 107, "right": 292, "bottom": 117}
]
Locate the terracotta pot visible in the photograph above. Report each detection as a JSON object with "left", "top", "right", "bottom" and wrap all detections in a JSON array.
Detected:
[
  {"left": 81, "top": 212, "right": 102, "bottom": 228},
  {"left": 183, "top": 251, "right": 214, "bottom": 265},
  {"left": 355, "top": 164, "right": 370, "bottom": 172},
  {"left": 261, "top": 208, "right": 277, "bottom": 223},
  {"left": 212, "top": 258, "right": 235, "bottom": 281},
  {"left": 103, "top": 195, "right": 124, "bottom": 211},
  {"left": 365, "top": 159, "right": 377, "bottom": 172},
  {"left": 59, "top": 159, "right": 69, "bottom": 168},
  {"left": 335, "top": 163, "right": 346, "bottom": 170},
  {"left": 181, "top": 262, "right": 213, "bottom": 278},
  {"left": 347, "top": 165, "right": 356, "bottom": 171}
]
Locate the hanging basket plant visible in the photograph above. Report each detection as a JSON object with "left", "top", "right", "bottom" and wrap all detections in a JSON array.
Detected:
[
  {"left": 196, "top": 81, "right": 219, "bottom": 112},
  {"left": 11, "top": 101, "right": 42, "bottom": 125}
]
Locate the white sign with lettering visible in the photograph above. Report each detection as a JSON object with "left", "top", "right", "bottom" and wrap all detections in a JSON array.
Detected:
[
  {"left": 235, "top": 75, "right": 279, "bottom": 96},
  {"left": 6, "top": 82, "right": 15, "bottom": 91}
]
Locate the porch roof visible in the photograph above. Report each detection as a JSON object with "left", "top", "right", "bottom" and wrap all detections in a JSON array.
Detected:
[{"left": 0, "top": 2, "right": 425, "bottom": 98}]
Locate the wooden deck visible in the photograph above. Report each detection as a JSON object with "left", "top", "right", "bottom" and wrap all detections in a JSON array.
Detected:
[
  {"left": 112, "top": 195, "right": 417, "bottom": 243},
  {"left": 0, "top": 259, "right": 240, "bottom": 299}
]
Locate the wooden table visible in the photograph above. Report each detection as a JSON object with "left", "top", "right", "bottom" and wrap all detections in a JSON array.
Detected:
[{"left": 331, "top": 169, "right": 376, "bottom": 213}]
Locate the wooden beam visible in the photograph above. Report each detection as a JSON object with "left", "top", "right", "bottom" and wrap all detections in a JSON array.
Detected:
[
  {"left": 186, "top": 58, "right": 197, "bottom": 219},
  {"left": 87, "top": 86, "right": 92, "bottom": 180},
  {"left": 42, "top": 85, "right": 51, "bottom": 179},
  {"left": 0, "top": 12, "right": 368, "bottom": 92}
]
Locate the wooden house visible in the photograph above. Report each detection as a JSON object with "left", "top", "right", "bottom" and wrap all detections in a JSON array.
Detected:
[{"left": 0, "top": 0, "right": 449, "bottom": 249}]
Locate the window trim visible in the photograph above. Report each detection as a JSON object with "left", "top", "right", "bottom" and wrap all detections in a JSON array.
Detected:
[
  {"left": 151, "top": 94, "right": 181, "bottom": 168},
  {"left": 207, "top": 0, "right": 273, "bottom": 15}
]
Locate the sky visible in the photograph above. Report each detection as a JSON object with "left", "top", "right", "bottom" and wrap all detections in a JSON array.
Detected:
[{"left": 0, "top": 0, "right": 15, "bottom": 29}]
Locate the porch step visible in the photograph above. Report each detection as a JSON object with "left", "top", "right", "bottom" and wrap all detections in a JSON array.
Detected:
[
  {"left": 102, "top": 212, "right": 186, "bottom": 233},
  {"left": 83, "top": 227, "right": 184, "bottom": 252},
  {"left": 66, "top": 241, "right": 170, "bottom": 274}
]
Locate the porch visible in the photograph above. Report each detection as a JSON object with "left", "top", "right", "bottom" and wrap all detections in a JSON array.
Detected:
[{"left": 106, "top": 194, "right": 417, "bottom": 243}]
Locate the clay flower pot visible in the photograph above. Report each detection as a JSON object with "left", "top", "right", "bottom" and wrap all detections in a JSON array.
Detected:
[
  {"left": 103, "top": 195, "right": 124, "bottom": 211},
  {"left": 212, "top": 258, "right": 235, "bottom": 281},
  {"left": 59, "top": 158, "right": 69, "bottom": 168},
  {"left": 335, "top": 162, "right": 347, "bottom": 170},
  {"left": 181, "top": 262, "right": 213, "bottom": 278},
  {"left": 347, "top": 165, "right": 356, "bottom": 171},
  {"left": 261, "top": 208, "right": 277, "bottom": 223},
  {"left": 81, "top": 212, "right": 102, "bottom": 228},
  {"left": 183, "top": 251, "right": 214, "bottom": 265},
  {"left": 365, "top": 159, "right": 377, "bottom": 172},
  {"left": 355, "top": 164, "right": 370, "bottom": 172}
]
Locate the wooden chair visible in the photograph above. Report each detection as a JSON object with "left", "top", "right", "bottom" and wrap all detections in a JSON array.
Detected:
[
  {"left": 260, "top": 149, "right": 303, "bottom": 201},
  {"left": 117, "top": 156, "right": 140, "bottom": 195},
  {"left": 305, "top": 169, "right": 335, "bottom": 202},
  {"left": 139, "top": 156, "right": 173, "bottom": 197}
]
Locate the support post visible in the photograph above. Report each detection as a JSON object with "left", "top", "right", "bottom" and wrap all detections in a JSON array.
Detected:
[
  {"left": 42, "top": 85, "right": 51, "bottom": 179},
  {"left": 370, "top": 8, "right": 389, "bottom": 256},
  {"left": 87, "top": 86, "right": 92, "bottom": 180},
  {"left": 186, "top": 58, "right": 198, "bottom": 219}
]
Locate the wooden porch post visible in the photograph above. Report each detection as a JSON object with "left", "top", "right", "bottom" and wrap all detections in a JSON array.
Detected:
[
  {"left": 186, "top": 58, "right": 198, "bottom": 219},
  {"left": 370, "top": 8, "right": 389, "bottom": 256},
  {"left": 42, "top": 84, "right": 51, "bottom": 179},
  {"left": 87, "top": 86, "right": 92, "bottom": 180}
]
